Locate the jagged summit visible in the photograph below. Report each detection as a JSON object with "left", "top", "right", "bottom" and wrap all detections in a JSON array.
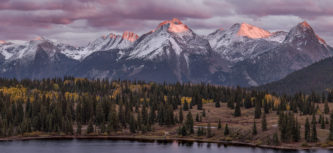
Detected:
[
  {"left": 237, "top": 23, "right": 272, "bottom": 39},
  {"left": 0, "top": 40, "right": 6, "bottom": 44},
  {"left": 33, "top": 36, "right": 46, "bottom": 41},
  {"left": 122, "top": 31, "right": 139, "bottom": 42},
  {"left": 129, "top": 18, "right": 210, "bottom": 60},
  {"left": 103, "top": 33, "right": 118, "bottom": 39},
  {"left": 0, "top": 18, "right": 332, "bottom": 87},
  {"left": 207, "top": 22, "right": 280, "bottom": 62},
  {"left": 101, "top": 31, "right": 139, "bottom": 42},
  {"left": 63, "top": 31, "right": 138, "bottom": 60},
  {"left": 299, "top": 21, "right": 311, "bottom": 28},
  {"left": 154, "top": 18, "right": 190, "bottom": 33},
  {"left": 284, "top": 21, "right": 327, "bottom": 46},
  {"left": 208, "top": 23, "right": 272, "bottom": 40}
]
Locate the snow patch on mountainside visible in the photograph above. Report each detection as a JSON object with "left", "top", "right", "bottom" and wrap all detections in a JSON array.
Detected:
[
  {"left": 265, "top": 31, "right": 287, "bottom": 43},
  {"left": 284, "top": 21, "right": 319, "bottom": 44},
  {"left": 129, "top": 18, "right": 202, "bottom": 60},
  {"left": 208, "top": 23, "right": 279, "bottom": 62},
  {"left": 62, "top": 32, "right": 139, "bottom": 60},
  {"left": 0, "top": 38, "right": 78, "bottom": 61}
]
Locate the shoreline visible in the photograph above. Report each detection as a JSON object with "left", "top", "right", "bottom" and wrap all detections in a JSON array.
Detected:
[{"left": 0, "top": 135, "right": 330, "bottom": 150}]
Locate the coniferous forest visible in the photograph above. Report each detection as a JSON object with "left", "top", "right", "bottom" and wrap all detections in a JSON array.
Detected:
[{"left": 1, "top": 77, "right": 333, "bottom": 148}]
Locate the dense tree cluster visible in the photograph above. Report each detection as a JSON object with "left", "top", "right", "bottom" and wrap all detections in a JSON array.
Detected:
[
  {"left": 0, "top": 77, "right": 333, "bottom": 144},
  {"left": 0, "top": 77, "right": 258, "bottom": 137},
  {"left": 278, "top": 112, "right": 300, "bottom": 142}
]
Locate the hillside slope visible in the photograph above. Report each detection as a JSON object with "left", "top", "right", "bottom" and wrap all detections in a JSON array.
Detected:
[{"left": 257, "top": 56, "right": 333, "bottom": 94}]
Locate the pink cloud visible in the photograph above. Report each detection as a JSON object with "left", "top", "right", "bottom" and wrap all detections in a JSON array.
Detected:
[{"left": 0, "top": 0, "right": 332, "bottom": 46}]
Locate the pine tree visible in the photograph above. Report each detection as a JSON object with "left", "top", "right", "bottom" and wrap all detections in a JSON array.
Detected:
[
  {"left": 305, "top": 118, "right": 311, "bottom": 142},
  {"left": 215, "top": 101, "right": 220, "bottom": 108},
  {"left": 141, "top": 106, "right": 148, "bottom": 125},
  {"left": 227, "top": 99, "right": 234, "bottom": 109},
  {"left": 76, "top": 122, "right": 82, "bottom": 135},
  {"left": 202, "top": 109, "right": 206, "bottom": 117},
  {"left": 197, "top": 127, "right": 204, "bottom": 136},
  {"left": 100, "top": 123, "right": 106, "bottom": 134},
  {"left": 185, "top": 112, "right": 194, "bottom": 134},
  {"left": 206, "top": 122, "right": 212, "bottom": 138},
  {"left": 129, "top": 114, "right": 136, "bottom": 133},
  {"left": 252, "top": 120, "right": 257, "bottom": 135},
  {"left": 179, "top": 108, "right": 184, "bottom": 123},
  {"left": 181, "top": 125, "right": 187, "bottom": 136},
  {"left": 108, "top": 109, "right": 119, "bottom": 130},
  {"left": 195, "top": 113, "right": 200, "bottom": 122},
  {"left": 254, "top": 103, "right": 261, "bottom": 119},
  {"left": 224, "top": 124, "right": 229, "bottom": 136},
  {"left": 321, "top": 115, "right": 326, "bottom": 129},
  {"left": 96, "top": 102, "right": 105, "bottom": 125},
  {"left": 261, "top": 113, "right": 267, "bottom": 131},
  {"left": 325, "top": 101, "right": 330, "bottom": 114},
  {"left": 218, "top": 120, "right": 222, "bottom": 129},
  {"left": 183, "top": 102, "right": 189, "bottom": 111},
  {"left": 234, "top": 101, "right": 241, "bottom": 117},
  {"left": 329, "top": 113, "right": 333, "bottom": 140},
  {"left": 272, "top": 132, "right": 280, "bottom": 146},
  {"left": 197, "top": 97, "right": 203, "bottom": 110},
  {"left": 177, "top": 126, "right": 182, "bottom": 135},
  {"left": 263, "top": 99, "right": 269, "bottom": 114},
  {"left": 87, "top": 121, "right": 94, "bottom": 134},
  {"left": 293, "top": 119, "right": 300, "bottom": 142},
  {"left": 311, "top": 114, "right": 318, "bottom": 142},
  {"left": 148, "top": 107, "right": 155, "bottom": 125}
]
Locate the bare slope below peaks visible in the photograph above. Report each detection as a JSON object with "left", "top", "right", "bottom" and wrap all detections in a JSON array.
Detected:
[{"left": 257, "top": 55, "right": 333, "bottom": 94}]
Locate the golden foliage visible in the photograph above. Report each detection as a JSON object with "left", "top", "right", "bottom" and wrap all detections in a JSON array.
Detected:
[
  {"left": 286, "top": 104, "right": 290, "bottom": 111},
  {"left": 264, "top": 94, "right": 273, "bottom": 102},
  {"left": 65, "top": 92, "right": 79, "bottom": 101},
  {"left": 139, "top": 98, "right": 150, "bottom": 102},
  {"left": 53, "top": 83, "right": 59, "bottom": 90},
  {"left": 181, "top": 97, "right": 192, "bottom": 104},
  {"left": 0, "top": 86, "right": 27, "bottom": 102},
  {"left": 202, "top": 98, "right": 214, "bottom": 104}
]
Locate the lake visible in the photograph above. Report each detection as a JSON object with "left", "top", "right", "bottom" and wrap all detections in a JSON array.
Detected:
[{"left": 0, "top": 139, "right": 330, "bottom": 153}]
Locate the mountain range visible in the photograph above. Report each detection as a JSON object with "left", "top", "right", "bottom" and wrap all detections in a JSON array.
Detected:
[{"left": 0, "top": 18, "right": 332, "bottom": 87}]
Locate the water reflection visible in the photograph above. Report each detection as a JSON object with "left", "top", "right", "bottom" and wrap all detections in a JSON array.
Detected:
[{"left": 0, "top": 139, "right": 329, "bottom": 153}]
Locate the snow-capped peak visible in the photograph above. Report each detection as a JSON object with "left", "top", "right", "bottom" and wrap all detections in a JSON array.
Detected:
[
  {"left": 0, "top": 40, "right": 6, "bottom": 45},
  {"left": 129, "top": 18, "right": 209, "bottom": 60},
  {"left": 122, "top": 31, "right": 139, "bottom": 42},
  {"left": 155, "top": 18, "right": 190, "bottom": 33},
  {"left": 207, "top": 23, "right": 280, "bottom": 62},
  {"left": 61, "top": 31, "right": 139, "bottom": 61},
  {"left": 34, "top": 36, "right": 45, "bottom": 41},
  {"left": 299, "top": 21, "right": 311, "bottom": 29},
  {"left": 284, "top": 21, "right": 327, "bottom": 46},
  {"left": 103, "top": 33, "right": 118, "bottom": 39},
  {"left": 0, "top": 37, "right": 64, "bottom": 61},
  {"left": 237, "top": 23, "right": 272, "bottom": 39}
]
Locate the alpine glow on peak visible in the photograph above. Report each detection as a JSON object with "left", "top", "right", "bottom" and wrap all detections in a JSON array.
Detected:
[{"left": 237, "top": 23, "right": 272, "bottom": 39}]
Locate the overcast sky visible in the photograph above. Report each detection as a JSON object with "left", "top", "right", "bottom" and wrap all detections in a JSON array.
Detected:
[{"left": 0, "top": 0, "right": 333, "bottom": 46}]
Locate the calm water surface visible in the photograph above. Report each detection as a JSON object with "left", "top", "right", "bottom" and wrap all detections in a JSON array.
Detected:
[{"left": 0, "top": 139, "right": 330, "bottom": 153}]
